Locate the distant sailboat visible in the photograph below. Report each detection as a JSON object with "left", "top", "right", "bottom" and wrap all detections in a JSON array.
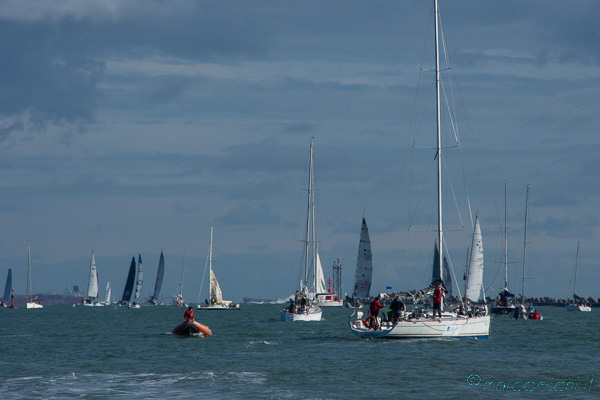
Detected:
[
  {"left": 26, "top": 241, "right": 43, "bottom": 309},
  {"left": 82, "top": 249, "right": 102, "bottom": 306},
  {"left": 316, "top": 259, "right": 343, "bottom": 307},
  {"left": 102, "top": 282, "right": 112, "bottom": 306},
  {"left": 174, "top": 246, "right": 187, "bottom": 307},
  {"left": 119, "top": 257, "right": 136, "bottom": 306},
  {"left": 197, "top": 227, "right": 240, "bottom": 310},
  {"left": 2, "top": 268, "right": 14, "bottom": 308},
  {"left": 130, "top": 254, "right": 143, "bottom": 308},
  {"left": 280, "top": 138, "right": 323, "bottom": 321},
  {"left": 148, "top": 251, "right": 165, "bottom": 305},
  {"left": 566, "top": 243, "right": 591, "bottom": 312}
]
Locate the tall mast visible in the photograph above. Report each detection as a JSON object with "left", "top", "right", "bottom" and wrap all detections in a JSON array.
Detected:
[
  {"left": 304, "top": 138, "right": 314, "bottom": 290},
  {"left": 434, "top": 0, "right": 443, "bottom": 281},
  {"left": 179, "top": 245, "right": 186, "bottom": 299},
  {"left": 521, "top": 185, "right": 530, "bottom": 304},
  {"left": 209, "top": 227, "right": 213, "bottom": 281},
  {"left": 503, "top": 180, "right": 508, "bottom": 290},
  {"left": 27, "top": 240, "right": 32, "bottom": 298}
]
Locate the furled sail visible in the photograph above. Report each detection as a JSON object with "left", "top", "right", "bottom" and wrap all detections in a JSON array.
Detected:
[
  {"left": 352, "top": 217, "right": 373, "bottom": 299},
  {"left": 465, "top": 215, "right": 484, "bottom": 302}
]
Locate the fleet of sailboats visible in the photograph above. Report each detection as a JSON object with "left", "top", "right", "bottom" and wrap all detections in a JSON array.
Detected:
[
  {"left": 281, "top": 138, "right": 323, "bottom": 321},
  {"left": 197, "top": 227, "right": 240, "bottom": 310}
]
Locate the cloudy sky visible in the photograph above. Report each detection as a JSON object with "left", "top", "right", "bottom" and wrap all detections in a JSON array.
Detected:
[{"left": 1, "top": 0, "right": 599, "bottom": 303}]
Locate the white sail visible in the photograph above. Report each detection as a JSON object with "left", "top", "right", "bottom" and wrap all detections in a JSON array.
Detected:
[
  {"left": 465, "top": 215, "right": 484, "bottom": 302},
  {"left": 314, "top": 252, "right": 326, "bottom": 295},
  {"left": 352, "top": 217, "right": 373, "bottom": 299},
  {"left": 209, "top": 270, "right": 223, "bottom": 303},
  {"left": 133, "top": 254, "right": 143, "bottom": 304},
  {"left": 87, "top": 250, "right": 99, "bottom": 300},
  {"left": 104, "top": 282, "right": 112, "bottom": 305}
]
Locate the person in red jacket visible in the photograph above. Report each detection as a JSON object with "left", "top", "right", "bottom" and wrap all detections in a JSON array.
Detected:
[
  {"left": 184, "top": 306, "right": 195, "bottom": 321},
  {"left": 369, "top": 295, "right": 383, "bottom": 318},
  {"left": 432, "top": 281, "right": 447, "bottom": 320}
]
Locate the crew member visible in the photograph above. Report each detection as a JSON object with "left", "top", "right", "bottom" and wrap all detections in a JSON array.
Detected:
[{"left": 184, "top": 306, "right": 195, "bottom": 321}]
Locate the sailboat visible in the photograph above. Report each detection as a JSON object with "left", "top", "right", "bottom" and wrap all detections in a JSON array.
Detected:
[
  {"left": 129, "top": 254, "right": 143, "bottom": 308},
  {"left": 148, "top": 251, "right": 165, "bottom": 305},
  {"left": 82, "top": 249, "right": 102, "bottom": 306},
  {"left": 316, "top": 260, "right": 343, "bottom": 307},
  {"left": 281, "top": 138, "right": 323, "bottom": 321},
  {"left": 2, "top": 268, "right": 17, "bottom": 308},
  {"left": 197, "top": 227, "right": 240, "bottom": 310},
  {"left": 119, "top": 257, "right": 136, "bottom": 306},
  {"left": 101, "top": 282, "right": 112, "bottom": 306},
  {"left": 491, "top": 181, "right": 517, "bottom": 314},
  {"left": 346, "top": 217, "right": 372, "bottom": 308},
  {"left": 349, "top": 0, "right": 490, "bottom": 338},
  {"left": 174, "top": 246, "right": 187, "bottom": 307},
  {"left": 566, "top": 243, "right": 591, "bottom": 312},
  {"left": 26, "top": 241, "right": 43, "bottom": 309}
]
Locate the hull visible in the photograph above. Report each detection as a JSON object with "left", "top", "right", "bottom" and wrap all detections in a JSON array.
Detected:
[
  {"left": 197, "top": 303, "right": 240, "bottom": 311},
  {"left": 317, "top": 299, "right": 343, "bottom": 307},
  {"left": 281, "top": 306, "right": 322, "bottom": 321},
  {"left": 172, "top": 320, "right": 212, "bottom": 337},
  {"left": 566, "top": 304, "right": 591, "bottom": 312},
  {"left": 26, "top": 302, "right": 43, "bottom": 309},
  {"left": 349, "top": 314, "right": 490, "bottom": 339},
  {"left": 491, "top": 305, "right": 516, "bottom": 315}
]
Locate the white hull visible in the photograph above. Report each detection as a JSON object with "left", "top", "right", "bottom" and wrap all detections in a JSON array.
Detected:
[
  {"left": 566, "top": 304, "right": 591, "bottom": 312},
  {"left": 317, "top": 299, "right": 343, "bottom": 307},
  {"left": 281, "top": 306, "right": 322, "bottom": 321},
  {"left": 197, "top": 302, "right": 240, "bottom": 311},
  {"left": 349, "top": 313, "right": 490, "bottom": 339},
  {"left": 26, "top": 302, "right": 43, "bottom": 309}
]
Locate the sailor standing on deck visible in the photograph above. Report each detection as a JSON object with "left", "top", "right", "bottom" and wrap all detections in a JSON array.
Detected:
[{"left": 432, "top": 281, "right": 447, "bottom": 320}]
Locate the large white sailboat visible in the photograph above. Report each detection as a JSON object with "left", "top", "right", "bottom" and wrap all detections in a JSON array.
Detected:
[
  {"left": 197, "top": 227, "right": 240, "bottom": 310},
  {"left": 26, "top": 241, "right": 43, "bottom": 309},
  {"left": 566, "top": 243, "right": 591, "bottom": 312},
  {"left": 82, "top": 249, "right": 102, "bottom": 306},
  {"left": 349, "top": 0, "right": 490, "bottom": 338},
  {"left": 281, "top": 138, "right": 323, "bottom": 321}
]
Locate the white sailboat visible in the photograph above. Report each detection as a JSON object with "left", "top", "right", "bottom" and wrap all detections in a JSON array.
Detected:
[
  {"left": 566, "top": 243, "right": 591, "bottom": 312},
  {"left": 281, "top": 138, "right": 323, "bottom": 321},
  {"left": 174, "top": 246, "right": 187, "bottom": 307},
  {"left": 316, "top": 259, "right": 343, "bottom": 307},
  {"left": 101, "top": 282, "right": 112, "bottom": 306},
  {"left": 197, "top": 227, "right": 240, "bottom": 310},
  {"left": 26, "top": 241, "right": 43, "bottom": 309},
  {"left": 349, "top": 0, "right": 490, "bottom": 338},
  {"left": 82, "top": 249, "right": 102, "bottom": 306},
  {"left": 129, "top": 254, "right": 143, "bottom": 308}
]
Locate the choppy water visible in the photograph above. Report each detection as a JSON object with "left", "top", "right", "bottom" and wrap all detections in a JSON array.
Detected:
[{"left": 0, "top": 304, "right": 597, "bottom": 399}]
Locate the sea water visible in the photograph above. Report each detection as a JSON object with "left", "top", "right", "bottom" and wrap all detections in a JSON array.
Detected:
[{"left": 0, "top": 304, "right": 597, "bottom": 399}]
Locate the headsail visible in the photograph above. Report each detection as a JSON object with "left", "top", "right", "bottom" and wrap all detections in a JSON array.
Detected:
[
  {"left": 352, "top": 217, "right": 373, "bottom": 299},
  {"left": 87, "top": 250, "right": 99, "bottom": 300},
  {"left": 121, "top": 257, "right": 136, "bottom": 303},
  {"left": 149, "top": 251, "right": 165, "bottom": 304},
  {"left": 209, "top": 270, "right": 223, "bottom": 304},
  {"left": 3, "top": 268, "right": 12, "bottom": 302},
  {"left": 133, "top": 254, "right": 144, "bottom": 304},
  {"left": 314, "top": 252, "right": 326, "bottom": 295},
  {"left": 465, "top": 215, "right": 484, "bottom": 302}
]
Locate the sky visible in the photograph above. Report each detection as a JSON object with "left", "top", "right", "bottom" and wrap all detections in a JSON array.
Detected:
[{"left": 1, "top": 0, "right": 599, "bottom": 303}]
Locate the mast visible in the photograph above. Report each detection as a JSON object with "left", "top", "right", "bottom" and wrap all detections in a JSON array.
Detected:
[
  {"left": 27, "top": 240, "right": 32, "bottom": 299},
  {"left": 304, "top": 138, "right": 314, "bottom": 291},
  {"left": 503, "top": 180, "right": 508, "bottom": 290},
  {"left": 521, "top": 185, "right": 530, "bottom": 305},
  {"left": 573, "top": 242, "right": 580, "bottom": 297},
  {"left": 434, "top": 0, "right": 443, "bottom": 282},
  {"left": 179, "top": 245, "right": 186, "bottom": 300}
]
